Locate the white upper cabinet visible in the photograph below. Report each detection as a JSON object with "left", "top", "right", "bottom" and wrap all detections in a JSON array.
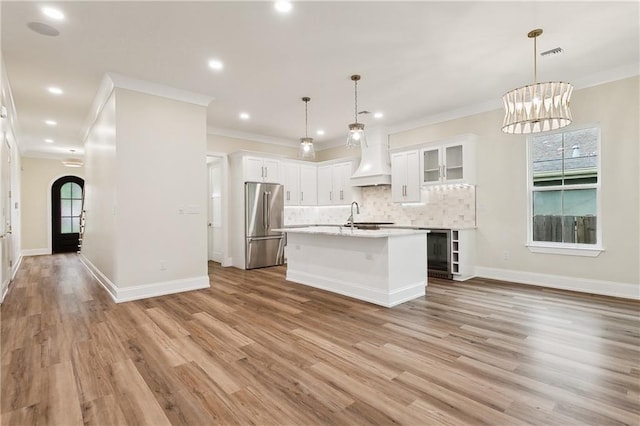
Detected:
[
  {"left": 299, "top": 164, "right": 317, "bottom": 206},
  {"left": 317, "top": 161, "right": 355, "bottom": 205},
  {"left": 391, "top": 150, "right": 421, "bottom": 202},
  {"left": 420, "top": 135, "right": 476, "bottom": 185},
  {"left": 244, "top": 156, "right": 281, "bottom": 183},
  {"left": 333, "top": 162, "right": 353, "bottom": 204},
  {"left": 317, "top": 165, "right": 333, "bottom": 205},
  {"left": 281, "top": 161, "right": 317, "bottom": 206},
  {"left": 282, "top": 162, "right": 300, "bottom": 205}
]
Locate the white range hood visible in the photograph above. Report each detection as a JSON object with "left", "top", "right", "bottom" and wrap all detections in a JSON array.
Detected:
[{"left": 350, "top": 126, "right": 392, "bottom": 186}]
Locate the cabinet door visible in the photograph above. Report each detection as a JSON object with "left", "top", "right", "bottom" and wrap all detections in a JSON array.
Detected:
[
  {"left": 333, "top": 163, "right": 353, "bottom": 204},
  {"left": 244, "top": 157, "right": 265, "bottom": 182},
  {"left": 262, "top": 159, "right": 281, "bottom": 183},
  {"left": 391, "top": 152, "right": 407, "bottom": 202},
  {"left": 282, "top": 163, "right": 300, "bottom": 205},
  {"left": 422, "top": 148, "right": 441, "bottom": 184},
  {"left": 405, "top": 150, "right": 421, "bottom": 201},
  {"left": 392, "top": 151, "right": 420, "bottom": 202},
  {"left": 317, "top": 166, "right": 333, "bottom": 205},
  {"left": 443, "top": 144, "right": 464, "bottom": 182},
  {"left": 299, "top": 164, "right": 317, "bottom": 205}
]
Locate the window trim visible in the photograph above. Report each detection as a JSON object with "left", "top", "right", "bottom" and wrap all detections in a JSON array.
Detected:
[{"left": 526, "top": 123, "right": 603, "bottom": 256}]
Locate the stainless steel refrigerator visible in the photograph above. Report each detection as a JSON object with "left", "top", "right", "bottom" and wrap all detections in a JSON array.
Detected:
[{"left": 245, "top": 182, "right": 285, "bottom": 269}]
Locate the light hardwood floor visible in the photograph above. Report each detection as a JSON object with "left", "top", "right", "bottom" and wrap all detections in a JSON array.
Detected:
[{"left": 1, "top": 254, "right": 639, "bottom": 425}]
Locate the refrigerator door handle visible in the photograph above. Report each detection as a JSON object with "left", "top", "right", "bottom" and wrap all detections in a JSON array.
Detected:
[
  {"left": 265, "top": 191, "right": 271, "bottom": 229},
  {"left": 262, "top": 191, "right": 267, "bottom": 229},
  {"left": 247, "top": 236, "right": 283, "bottom": 242}
]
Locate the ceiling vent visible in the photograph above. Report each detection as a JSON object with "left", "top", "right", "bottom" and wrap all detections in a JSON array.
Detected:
[{"left": 540, "top": 47, "right": 563, "bottom": 57}]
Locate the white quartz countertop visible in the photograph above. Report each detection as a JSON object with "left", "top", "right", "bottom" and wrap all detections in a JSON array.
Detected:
[{"left": 274, "top": 226, "right": 429, "bottom": 238}]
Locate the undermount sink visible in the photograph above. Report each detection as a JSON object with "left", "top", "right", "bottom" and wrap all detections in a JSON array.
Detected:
[{"left": 343, "top": 222, "right": 394, "bottom": 230}]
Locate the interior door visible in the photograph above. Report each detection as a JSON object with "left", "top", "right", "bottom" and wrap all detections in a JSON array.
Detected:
[
  {"left": 51, "top": 176, "right": 84, "bottom": 253},
  {"left": 208, "top": 159, "right": 223, "bottom": 262},
  {"left": 1, "top": 135, "right": 12, "bottom": 287}
]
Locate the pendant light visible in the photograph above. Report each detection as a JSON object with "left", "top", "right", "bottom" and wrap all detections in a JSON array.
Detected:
[
  {"left": 298, "top": 97, "right": 316, "bottom": 160},
  {"left": 502, "top": 29, "right": 573, "bottom": 134},
  {"left": 346, "top": 74, "right": 366, "bottom": 149},
  {"left": 62, "top": 159, "right": 83, "bottom": 167}
]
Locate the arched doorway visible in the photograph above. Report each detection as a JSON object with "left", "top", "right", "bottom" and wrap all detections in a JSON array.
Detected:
[{"left": 51, "top": 176, "right": 84, "bottom": 253}]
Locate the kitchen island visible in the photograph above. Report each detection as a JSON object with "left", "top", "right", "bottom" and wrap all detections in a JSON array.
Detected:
[{"left": 277, "top": 226, "right": 428, "bottom": 307}]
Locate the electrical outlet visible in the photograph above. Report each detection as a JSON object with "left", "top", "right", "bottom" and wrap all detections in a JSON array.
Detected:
[
  {"left": 502, "top": 251, "right": 509, "bottom": 260},
  {"left": 160, "top": 261, "right": 167, "bottom": 271}
]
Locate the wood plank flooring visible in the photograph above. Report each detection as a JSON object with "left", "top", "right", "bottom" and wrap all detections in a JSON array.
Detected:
[{"left": 1, "top": 254, "right": 639, "bottom": 425}]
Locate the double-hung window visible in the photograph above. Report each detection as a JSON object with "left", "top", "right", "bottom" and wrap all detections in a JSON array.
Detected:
[{"left": 527, "top": 125, "right": 602, "bottom": 256}]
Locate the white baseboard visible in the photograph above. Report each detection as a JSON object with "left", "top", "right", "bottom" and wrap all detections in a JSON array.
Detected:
[
  {"left": 0, "top": 280, "right": 8, "bottom": 304},
  {"left": 11, "top": 255, "right": 22, "bottom": 280},
  {"left": 79, "top": 254, "right": 119, "bottom": 302},
  {"left": 114, "top": 275, "right": 210, "bottom": 303},
  {"left": 79, "top": 254, "right": 210, "bottom": 303},
  {"left": 287, "top": 269, "right": 425, "bottom": 308},
  {"left": 21, "top": 248, "right": 50, "bottom": 256},
  {"left": 1, "top": 255, "right": 24, "bottom": 304},
  {"left": 475, "top": 266, "right": 640, "bottom": 300}
]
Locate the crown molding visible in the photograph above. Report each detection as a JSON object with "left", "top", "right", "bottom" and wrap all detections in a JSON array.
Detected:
[
  {"left": 81, "top": 72, "right": 214, "bottom": 145},
  {"left": 570, "top": 62, "right": 639, "bottom": 91},
  {"left": 108, "top": 72, "right": 214, "bottom": 107}
]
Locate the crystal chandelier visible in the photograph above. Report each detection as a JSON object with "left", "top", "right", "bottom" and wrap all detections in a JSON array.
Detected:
[
  {"left": 346, "top": 74, "right": 367, "bottom": 148},
  {"left": 298, "top": 97, "right": 316, "bottom": 160},
  {"left": 502, "top": 29, "right": 573, "bottom": 134}
]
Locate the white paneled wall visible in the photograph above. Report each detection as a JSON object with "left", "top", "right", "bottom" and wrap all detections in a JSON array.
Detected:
[{"left": 285, "top": 185, "right": 475, "bottom": 229}]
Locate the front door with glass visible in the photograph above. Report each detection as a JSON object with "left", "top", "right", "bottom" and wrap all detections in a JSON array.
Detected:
[{"left": 51, "top": 176, "right": 84, "bottom": 253}]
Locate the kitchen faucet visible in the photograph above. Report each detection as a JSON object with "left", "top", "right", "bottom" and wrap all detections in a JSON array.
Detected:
[{"left": 347, "top": 201, "right": 360, "bottom": 230}]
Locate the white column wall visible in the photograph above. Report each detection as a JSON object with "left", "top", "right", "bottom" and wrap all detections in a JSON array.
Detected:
[
  {"left": 82, "top": 92, "right": 118, "bottom": 284},
  {"left": 114, "top": 88, "right": 208, "bottom": 289}
]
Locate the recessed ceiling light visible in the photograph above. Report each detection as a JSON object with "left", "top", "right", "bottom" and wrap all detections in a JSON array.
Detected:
[
  {"left": 374, "top": 112, "right": 384, "bottom": 119},
  {"left": 274, "top": 1, "right": 292, "bottom": 14},
  {"left": 27, "top": 22, "right": 60, "bottom": 37},
  {"left": 208, "top": 59, "right": 224, "bottom": 71},
  {"left": 239, "top": 112, "right": 250, "bottom": 120},
  {"left": 316, "top": 130, "right": 325, "bottom": 136},
  {"left": 62, "top": 158, "right": 83, "bottom": 168},
  {"left": 45, "top": 139, "right": 54, "bottom": 143},
  {"left": 45, "top": 119, "right": 57, "bottom": 126},
  {"left": 47, "top": 86, "right": 63, "bottom": 95},
  {"left": 41, "top": 6, "right": 65, "bottom": 21}
]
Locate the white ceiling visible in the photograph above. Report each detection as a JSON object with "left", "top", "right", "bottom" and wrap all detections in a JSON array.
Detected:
[{"left": 2, "top": 1, "right": 639, "bottom": 159}]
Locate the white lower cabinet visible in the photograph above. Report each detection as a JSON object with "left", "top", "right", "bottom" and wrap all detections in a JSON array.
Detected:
[{"left": 451, "top": 229, "right": 475, "bottom": 281}]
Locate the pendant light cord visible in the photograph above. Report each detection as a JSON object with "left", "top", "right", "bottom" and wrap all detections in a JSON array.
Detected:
[
  {"left": 533, "top": 34, "right": 537, "bottom": 83},
  {"left": 305, "top": 99, "right": 309, "bottom": 138},
  {"left": 354, "top": 78, "right": 358, "bottom": 124}
]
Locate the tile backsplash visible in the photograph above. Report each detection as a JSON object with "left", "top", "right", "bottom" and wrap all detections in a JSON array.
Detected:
[{"left": 284, "top": 185, "right": 476, "bottom": 229}]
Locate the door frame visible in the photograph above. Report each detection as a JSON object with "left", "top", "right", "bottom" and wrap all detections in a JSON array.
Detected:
[
  {"left": 206, "top": 152, "right": 229, "bottom": 266},
  {"left": 48, "top": 174, "right": 84, "bottom": 254},
  {"left": 0, "top": 133, "right": 12, "bottom": 297}
]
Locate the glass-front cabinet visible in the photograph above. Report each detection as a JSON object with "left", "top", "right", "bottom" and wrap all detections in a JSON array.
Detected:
[
  {"left": 422, "top": 148, "right": 441, "bottom": 184},
  {"left": 420, "top": 135, "right": 476, "bottom": 185}
]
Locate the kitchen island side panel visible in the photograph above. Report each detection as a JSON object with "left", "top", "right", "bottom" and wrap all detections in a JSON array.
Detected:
[{"left": 284, "top": 231, "right": 427, "bottom": 307}]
